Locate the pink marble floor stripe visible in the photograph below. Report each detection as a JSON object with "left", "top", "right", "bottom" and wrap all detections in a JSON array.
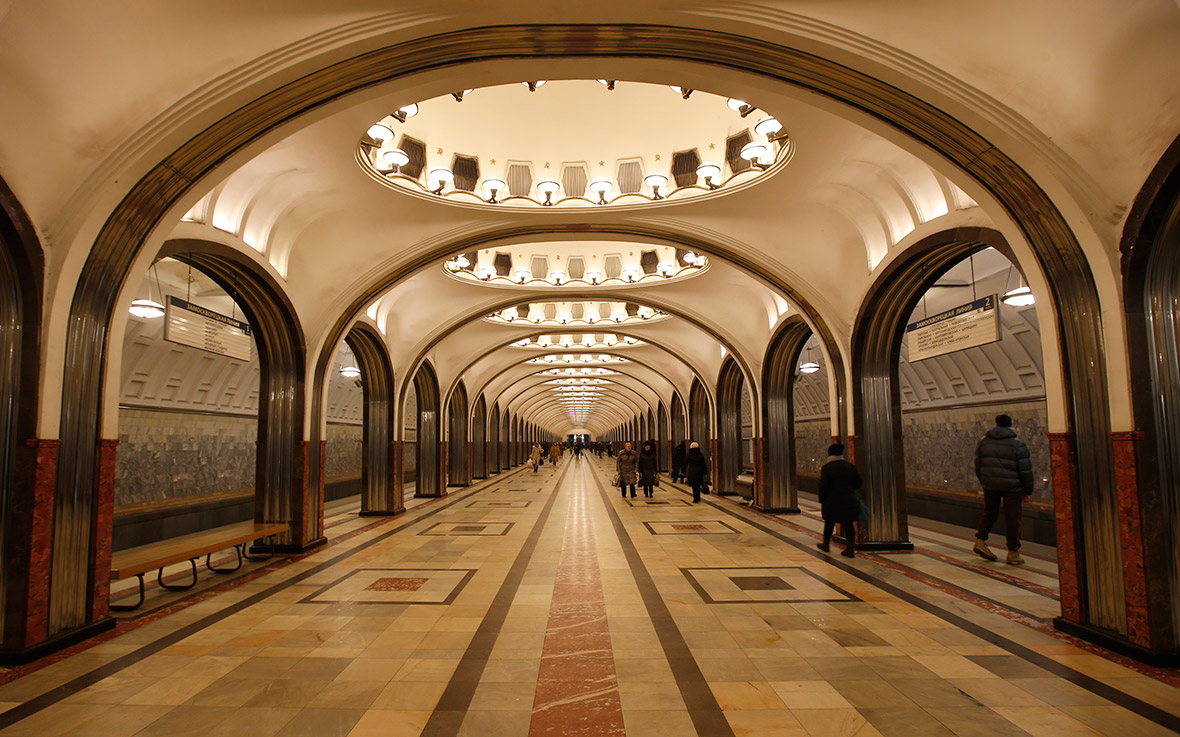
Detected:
[{"left": 529, "top": 476, "right": 625, "bottom": 737}]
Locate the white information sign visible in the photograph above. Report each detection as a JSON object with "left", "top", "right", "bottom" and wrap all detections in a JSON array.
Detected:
[
  {"left": 906, "top": 294, "right": 1000, "bottom": 362},
  {"left": 164, "top": 296, "right": 252, "bottom": 361}
]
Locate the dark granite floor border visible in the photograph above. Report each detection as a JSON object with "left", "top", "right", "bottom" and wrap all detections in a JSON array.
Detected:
[
  {"left": 640, "top": 519, "right": 742, "bottom": 535},
  {"left": 417, "top": 521, "right": 515, "bottom": 537},
  {"left": 685, "top": 487, "right": 1180, "bottom": 734},
  {"left": 0, "top": 466, "right": 530, "bottom": 730},
  {"left": 419, "top": 461, "right": 570, "bottom": 737},
  {"left": 588, "top": 467, "right": 736, "bottom": 737}
]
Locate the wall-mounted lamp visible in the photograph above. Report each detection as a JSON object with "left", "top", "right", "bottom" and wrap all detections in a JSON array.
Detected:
[
  {"left": 429, "top": 167, "right": 453, "bottom": 194},
  {"left": 589, "top": 178, "right": 612, "bottom": 204},
  {"left": 644, "top": 172, "right": 669, "bottom": 199},
  {"left": 523, "top": 81, "right": 546, "bottom": 92},
  {"left": 727, "top": 98, "right": 757, "bottom": 117}
]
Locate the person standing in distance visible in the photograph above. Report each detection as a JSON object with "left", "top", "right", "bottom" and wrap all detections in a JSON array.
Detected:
[
  {"left": 817, "top": 443, "right": 861, "bottom": 558},
  {"left": 972, "top": 414, "right": 1034, "bottom": 565},
  {"left": 616, "top": 442, "right": 638, "bottom": 499},
  {"left": 685, "top": 442, "right": 710, "bottom": 504}
]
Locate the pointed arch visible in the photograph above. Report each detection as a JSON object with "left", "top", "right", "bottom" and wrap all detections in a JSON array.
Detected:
[
  {"left": 472, "top": 394, "right": 487, "bottom": 479},
  {"left": 759, "top": 317, "right": 813, "bottom": 513},
  {"left": 447, "top": 380, "right": 470, "bottom": 487},
  {"left": 345, "top": 323, "right": 401, "bottom": 516},
  {"left": 716, "top": 358, "right": 744, "bottom": 496},
  {"left": 412, "top": 360, "right": 443, "bottom": 498}
]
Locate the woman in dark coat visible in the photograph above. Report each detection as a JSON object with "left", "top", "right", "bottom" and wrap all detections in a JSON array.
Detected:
[
  {"left": 671, "top": 442, "right": 687, "bottom": 483},
  {"left": 637, "top": 441, "right": 659, "bottom": 497},
  {"left": 817, "top": 443, "right": 862, "bottom": 557},
  {"left": 684, "top": 442, "right": 709, "bottom": 503}
]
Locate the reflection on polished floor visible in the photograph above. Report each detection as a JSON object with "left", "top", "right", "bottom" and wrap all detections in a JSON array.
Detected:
[{"left": 1, "top": 458, "right": 1178, "bottom": 737}]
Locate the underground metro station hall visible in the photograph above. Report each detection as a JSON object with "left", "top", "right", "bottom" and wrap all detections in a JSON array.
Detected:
[{"left": 1, "top": 3, "right": 1180, "bottom": 736}]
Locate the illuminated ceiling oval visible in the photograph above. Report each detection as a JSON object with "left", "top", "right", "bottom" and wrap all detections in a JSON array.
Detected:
[{"left": 359, "top": 80, "right": 793, "bottom": 212}]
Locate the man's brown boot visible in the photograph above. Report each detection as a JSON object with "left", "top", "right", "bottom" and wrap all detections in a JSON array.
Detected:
[
  {"left": 973, "top": 538, "right": 998, "bottom": 561},
  {"left": 1006, "top": 550, "right": 1025, "bottom": 566}
]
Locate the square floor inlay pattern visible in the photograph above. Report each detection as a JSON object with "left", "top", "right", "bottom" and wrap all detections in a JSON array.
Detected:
[
  {"left": 641, "top": 519, "right": 741, "bottom": 535},
  {"left": 681, "top": 566, "right": 860, "bottom": 603},
  {"left": 418, "top": 521, "right": 515, "bottom": 536},
  {"left": 465, "top": 499, "right": 532, "bottom": 508},
  {"left": 301, "top": 568, "right": 477, "bottom": 605}
]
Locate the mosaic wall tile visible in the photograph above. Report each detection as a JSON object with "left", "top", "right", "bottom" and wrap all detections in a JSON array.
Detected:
[
  {"left": 324, "top": 422, "right": 362, "bottom": 481},
  {"left": 115, "top": 409, "right": 256, "bottom": 505}
]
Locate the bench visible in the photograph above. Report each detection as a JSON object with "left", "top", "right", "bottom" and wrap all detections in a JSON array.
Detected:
[{"left": 110, "top": 521, "right": 289, "bottom": 610}]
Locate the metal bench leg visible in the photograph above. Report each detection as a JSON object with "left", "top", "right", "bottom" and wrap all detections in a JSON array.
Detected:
[
  {"left": 207, "top": 544, "right": 243, "bottom": 573},
  {"left": 243, "top": 544, "right": 275, "bottom": 562},
  {"left": 111, "top": 574, "right": 145, "bottom": 611},
  {"left": 158, "top": 558, "right": 198, "bottom": 591}
]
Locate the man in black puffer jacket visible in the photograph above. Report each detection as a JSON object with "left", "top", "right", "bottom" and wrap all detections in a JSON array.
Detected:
[
  {"left": 817, "top": 443, "right": 862, "bottom": 558},
  {"left": 973, "top": 414, "right": 1034, "bottom": 565}
]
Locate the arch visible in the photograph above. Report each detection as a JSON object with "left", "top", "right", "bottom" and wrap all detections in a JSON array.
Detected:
[
  {"left": 411, "top": 360, "right": 444, "bottom": 498},
  {"left": 852, "top": 226, "right": 1122, "bottom": 635},
  {"left": 1120, "top": 133, "right": 1180, "bottom": 654},
  {"left": 489, "top": 401, "right": 502, "bottom": 474},
  {"left": 52, "top": 23, "right": 1114, "bottom": 643},
  {"left": 689, "top": 378, "right": 712, "bottom": 462},
  {"left": 500, "top": 411, "right": 511, "bottom": 469},
  {"left": 671, "top": 392, "right": 687, "bottom": 452},
  {"left": 716, "top": 358, "right": 744, "bottom": 496},
  {"left": 345, "top": 323, "right": 401, "bottom": 516},
  {"left": 759, "top": 317, "right": 812, "bottom": 513},
  {"left": 657, "top": 401, "right": 670, "bottom": 472},
  {"left": 472, "top": 394, "right": 488, "bottom": 479},
  {"left": 447, "top": 381, "right": 470, "bottom": 487},
  {"left": 0, "top": 176, "right": 45, "bottom": 657}
]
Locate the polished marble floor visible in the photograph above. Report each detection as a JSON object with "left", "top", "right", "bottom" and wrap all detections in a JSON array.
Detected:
[{"left": 1, "top": 456, "right": 1178, "bottom": 736}]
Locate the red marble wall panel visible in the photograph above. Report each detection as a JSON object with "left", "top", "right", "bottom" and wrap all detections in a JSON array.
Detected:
[
  {"left": 20, "top": 439, "right": 58, "bottom": 644},
  {"left": 1112, "top": 431, "right": 1151, "bottom": 646},
  {"left": 752, "top": 436, "right": 767, "bottom": 507},
  {"left": 90, "top": 439, "right": 118, "bottom": 622},
  {"left": 293, "top": 440, "right": 310, "bottom": 546},
  {"left": 846, "top": 435, "right": 858, "bottom": 465},
  {"left": 392, "top": 440, "right": 404, "bottom": 508},
  {"left": 1049, "top": 432, "right": 1085, "bottom": 624}
]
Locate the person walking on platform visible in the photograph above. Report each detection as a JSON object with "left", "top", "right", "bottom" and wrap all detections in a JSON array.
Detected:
[
  {"left": 671, "top": 442, "right": 687, "bottom": 484},
  {"left": 637, "top": 441, "right": 659, "bottom": 498},
  {"left": 972, "top": 414, "right": 1034, "bottom": 565},
  {"left": 616, "top": 442, "right": 638, "bottom": 499},
  {"left": 685, "top": 442, "right": 709, "bottom": 504},
  {"left": 549, "top": 442, "right": 562, "bottom": 466},
  {"left": 817, "top": 443, "right": 862, "bottom": 558},
  {"left": 529, "top": 443, "right": 543, "bottom": 473}
]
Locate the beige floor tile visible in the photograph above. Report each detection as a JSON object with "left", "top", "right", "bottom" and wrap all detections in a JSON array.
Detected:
[
  {"left": 334, "top": 658, "right": 404, "bottom": 681},
  {"left": 468, "top": 681, "right": 536, "bottom": 711},
  {"left": 123, "top": 675, "right": 221, "bottom": 706},
  {"left": 621, "top": 709, "right": 697, "bottom": 737},
  {"left": 371, "top": 680, "right": 448, "bottom": 710},
  {"left": 989, "top": 706, "right": 1106, "bottom": 737},
  {"left": 709, "top": 681, "right": 787, "bottom": 710},
  {"left": 345, "top": 709, "right": 431, "bottom": 737},
  {"left": 617, "top": 681, "right": 686, "bottom": 711},
  {"left": 724, "top": 709, "right": 809, "bottom": 737}
]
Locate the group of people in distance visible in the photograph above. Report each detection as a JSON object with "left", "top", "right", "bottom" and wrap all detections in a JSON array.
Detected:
[{"left": 605, "top": 413, "right": 1034, "bottom": 563}]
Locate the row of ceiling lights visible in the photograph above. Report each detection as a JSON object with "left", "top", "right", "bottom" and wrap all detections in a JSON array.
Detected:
[{"left": 364, "top": 83, "right": 787, "bottom": 206}]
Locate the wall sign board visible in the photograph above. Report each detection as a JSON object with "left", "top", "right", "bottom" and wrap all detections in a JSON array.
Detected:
[
  {"left": 906, "top": 294, "right": 1000, "bottom": 362},
  {"left": 164, "top": 296, "right": 252, "bottom": 361}
]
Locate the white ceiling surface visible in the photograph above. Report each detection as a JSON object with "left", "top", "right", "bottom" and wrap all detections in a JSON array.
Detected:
[{"left": 2, "top": 2, "right": 1176, "bottom": 437}]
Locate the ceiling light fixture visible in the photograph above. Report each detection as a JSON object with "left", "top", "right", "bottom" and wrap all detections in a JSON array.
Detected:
[
  {"left": 482, "top": 177, "right": 506, "bottom": 203},
  {"left": 596, "top": 79, "right": 616, "bottom": 90},
  {"left": 451, "top": 89, "right": 474, "bottom": 102},
  {"left": 727, "top": 98, "right": 757, "bottom": 117},
  {"left": 1002, "top": 286, "right": 1035, "bottom": 306},
  {"left": 391, "top": 103, "right": 418, "bottom": 123},
  {"left": 523, "top": 81, "right": 546, "bottom": 91},
  {"left": 670, "top": 85, "right": 693, "bottom": 99},
  {"left": 381, "top": 148, "right": 410, "bottom": 171},
  {"left": 366, "top": 123, "right": 394, "bottom": 144},
  {"left": 740, "top": 141, "right": 771, "bottom": 168},
  {"left": 129, "top": 298, "right": 165, "bottom": 319},
  {"left": 696, "top": 163, "right": 721, "bottom": 189},
  {"left": 429, "top": 167, "right": 453, "bottom": 193},
  {"left": 644, "top": 172, "right": 669, "bottom": 199},
  {"left": 754, "top": 116, "right": 787, "bottom": 142},
  {"left": 536, "top": 179, "right": 560, "bottom": 206},
  {"left": 589, "top": 178, "right": 612, "bottom": 204},
  {"left": 340, "top": 366, "right": 361, "bottom": 378}
]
